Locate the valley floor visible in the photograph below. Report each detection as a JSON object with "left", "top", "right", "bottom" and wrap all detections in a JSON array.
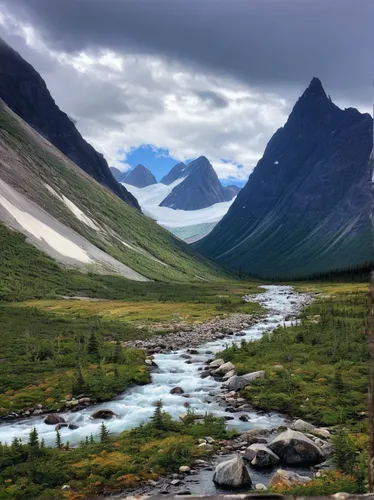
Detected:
[
  {"left": 0, "top": 280, "right": 369, "bottom": 498},
  {"left": 0, "top": 281, "right": 262, "bottom": 416}
]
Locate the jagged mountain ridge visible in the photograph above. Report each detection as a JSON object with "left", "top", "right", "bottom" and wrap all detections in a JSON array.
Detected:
[
  {"left": 160, "top": 156, "right": 234, "bottom": 210},
  {"left": 195, "top": 78, "right": 374, "bottom": 278},
  {"left": 122, "top": 164, "right": 157, "bottom": 188},
  {"left": 0, "top": 37, "right": 139, "bottom": 209}
]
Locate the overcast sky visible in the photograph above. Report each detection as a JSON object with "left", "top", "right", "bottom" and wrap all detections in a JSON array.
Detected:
[{"left": 0, "top": 0, "right": 372, "bottom": 182}]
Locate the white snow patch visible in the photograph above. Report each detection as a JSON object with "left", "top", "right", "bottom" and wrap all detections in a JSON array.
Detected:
[
  {"left": 122, "top": 180, "right": 235, "bottom": 230},
  {"left": 45, "top": 184, "right": 100, "bottom": 231},
  {"left": 0, "top": 194, "right": 92, "bottom": 263}
]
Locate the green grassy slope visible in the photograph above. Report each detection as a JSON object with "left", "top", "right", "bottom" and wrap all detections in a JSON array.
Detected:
[{"left": 0, "top": 101, "right": 227, "bottom": 283}]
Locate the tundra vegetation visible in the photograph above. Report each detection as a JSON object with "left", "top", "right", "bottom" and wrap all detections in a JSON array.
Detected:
[
  {"left": 0, "top": 407, "right": 229, "bottom": 499},
  {"left": 220, "top": 282, "right": 369, "bottom": 494}
]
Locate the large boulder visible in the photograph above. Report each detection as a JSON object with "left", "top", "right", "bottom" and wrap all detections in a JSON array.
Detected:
[
  {"left": 213, "top": 455, "right": 252, "bottom": 488},
  {"left": 91, "top": 409, "right": 116, "bottom": 420},
  {"left": 269, "top": 428, "right": 325, "bottom": 465},
  {"left": 209, "top": 359, "right": 225, "bottom": 368},
  {"left": 269, "top": 469, "right": 311, "bottom": 488},
  {"left": 44, "top": 414, "right": 66, "bottom": 425},
  {"left": 244, "top": 444, "right": 280, "bottom": 468},
  {"left": 225, "top": 371, "right": 265, "bottom": 391}
]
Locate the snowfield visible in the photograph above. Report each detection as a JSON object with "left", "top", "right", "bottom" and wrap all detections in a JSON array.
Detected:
[{"left": 122, "top": 180, "right": 235, "bottom": 239}]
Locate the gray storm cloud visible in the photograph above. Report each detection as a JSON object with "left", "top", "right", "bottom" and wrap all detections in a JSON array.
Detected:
[{"left": 2, "top": 0, "right": 373, "bottom": 107}]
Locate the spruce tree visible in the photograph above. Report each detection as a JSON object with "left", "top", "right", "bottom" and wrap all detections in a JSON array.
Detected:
[
  {"left": 28, "top": 428, "right": 39, "bottom": 459},
  {"left": 100, "top": 423, "right": 110, "bottom": 443},
  {"left": 56, "top": 429, "right": 62, "bottom": 449},
  {"left": 151, "top": 400, "right": 165, "bottom": 429}
]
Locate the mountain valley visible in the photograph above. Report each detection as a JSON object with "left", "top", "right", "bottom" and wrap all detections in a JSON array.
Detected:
[{"left": 0, "top": 22, "right": 371, "bottom": 500}]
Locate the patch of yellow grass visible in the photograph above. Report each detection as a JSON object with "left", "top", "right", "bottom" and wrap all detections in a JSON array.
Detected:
[
  {"left": 17, "top": 299, "right": 221, "bottom": 325},
  {"left": 292, "top": 282, "right": 368, "bottom": 295}
]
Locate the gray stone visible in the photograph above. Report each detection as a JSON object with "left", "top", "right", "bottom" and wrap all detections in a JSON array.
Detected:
[
  {"left": 222, "top": 369, "right": 235, "bottom": 381},
  {"left": 209, "top": 359, "right": 225, "bottom": 368},
  {"left": 213, "top": 455, "right": 252, "bottom": 488},
  {"left": 225, "top": 371, "right": 265, "bottom": 391},
  {"left": 216, "top": 361, "right": 235, "bottom": 375},
  {"left": 269, "top": 428, "right": 325, "bottom": 465},
  {"left": 245, "top": 444, "right": 280, "bottom": 468},
  {"left": 292, "top": 419, "right": 315, "bottom": 432},
  {"left": 91, "top": 409, "right": 117, "bottom": 420},
  {"left": 44, "top": 414, "right": 66, "bottom": 425}
]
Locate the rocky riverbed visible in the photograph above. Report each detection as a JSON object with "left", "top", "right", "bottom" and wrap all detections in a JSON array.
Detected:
[
  {"left": 123, "top": 312, "right": 264, "bottom": 353},
  {"left": 120, "top": 419, "right": 333, "bottom": 498}
]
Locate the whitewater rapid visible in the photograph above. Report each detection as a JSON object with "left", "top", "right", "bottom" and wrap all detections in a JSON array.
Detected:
[{"left": 0, "top": 286, "right": 309, "bottom": 446}]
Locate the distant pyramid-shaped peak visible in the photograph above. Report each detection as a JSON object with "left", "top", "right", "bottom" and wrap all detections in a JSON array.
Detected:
[{"left": 123, "top": 164, "right": 157, "bottom": 188}]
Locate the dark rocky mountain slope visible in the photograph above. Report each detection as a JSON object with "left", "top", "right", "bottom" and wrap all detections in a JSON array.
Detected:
[
  {"left": 160, "top": 156, "right": 234, "bottom": 210},
  {"left": 195, "top": 78, "right": 373, "bottom": 278},
  {"left": 0, "top": 37, "right": 139, "bottom": 209},
  {"left": 122, "top": 164, "right": 157, "bottom": 188},
  {"left": 160, "top": 162, "right": 192, "bottom": 185}
]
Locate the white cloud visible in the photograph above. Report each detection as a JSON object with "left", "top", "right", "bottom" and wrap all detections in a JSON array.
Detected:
[{"left": 0, "top": 12, "right": 290, "bottom": 181}]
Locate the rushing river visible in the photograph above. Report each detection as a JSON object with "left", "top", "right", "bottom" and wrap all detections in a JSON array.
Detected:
[{"left": 0, "top": 285, "right": 309, "bottom": 446}]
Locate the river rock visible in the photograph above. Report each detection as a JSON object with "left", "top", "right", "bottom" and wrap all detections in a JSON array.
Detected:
[
  {"left": 269, "top": 428, "right": 325, "bottom": 465},
  {"left": 209, "top": 359, "right": 225, "bottom": 368},
  {"left": 78, "top": 397, "right": 91, "bottom": 405},
  {"left": 179, "top": 466, "right": 191, "bottom": 473},
  {"left": 170, "top": 387, "right": 184, "bottom": 395},
  {"left": 222, "top": 369, "right": 235, "bottom": 381},
  {"left": 200, "top": 371, "right": 211, "bottom": 379},
  {"left": 292, "top": 419, "right": 315, "bottom": 433},
  {"left": 245, "top": 444, "right": 280, "bottom": 467},
  {"left": 239, "top": 414, "right": 250, "bottom": 422},
  {"left": 213, "top": 455, "right": 252, "bottom": 488},
  {"left": 225, "top": 371, "right": 265, "bottom": 391},
  {"left": 269, "top": 469, "right": 311, "bottom": 488},
  {"left": 215, "top": 361, "right": 235, "bottom": 375},
  {"left": 44, "top": 414, "right": 66, "bottom": 425},
  {"left": 91, "top": 409, "right": 117, "bottom": 420},
  {"left": 68, "top": 424, "right": 79, "bottom": 430}
]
